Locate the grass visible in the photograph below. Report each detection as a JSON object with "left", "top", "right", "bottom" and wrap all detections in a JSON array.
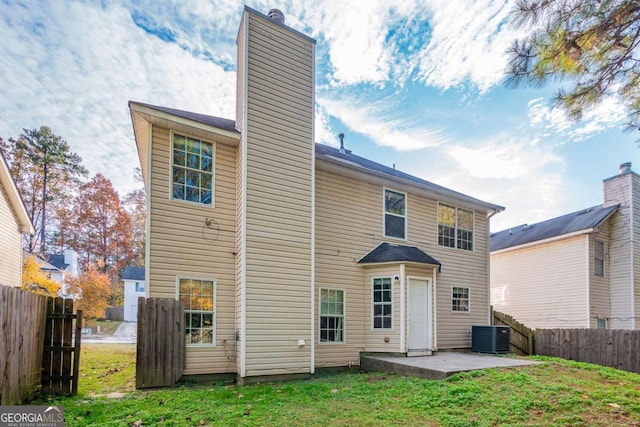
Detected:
[{"left": 34, "top": 346, "right": 640, "bottom": 426}]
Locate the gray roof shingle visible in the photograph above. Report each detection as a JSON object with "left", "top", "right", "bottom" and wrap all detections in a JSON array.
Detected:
[
  {"left": 123, "top": 266, "right": 145, "bottom": 281},
  {"left": 490, "top": 204, "right": 619, "bottom": 252},
  {"left": 358, "top": 242, "right": 441, "bottom": 269}
]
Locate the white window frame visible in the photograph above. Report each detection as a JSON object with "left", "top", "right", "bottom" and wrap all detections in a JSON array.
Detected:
[
  {"left": 170, "top": 131, "right": 215, "bottom": 207},
  {"left": 371, "top": 277, "right": 394, "bottom": 330},
  {"left": 177, "top": 276, "right": 217, "bottom": 347},
  {"left": 135, "top": 282, "right": 145, "bottom": 292},
  {"left": 384, "top": 188, "right": 407, "bottom": 240},
  {"left": 594, "top": 240, "right": 605, "bottom": 277},
  {"left": 451, "top": 286, "right": 470, "bottom": 313},
  {"left": 319, "top": 288, "right": 346, "bottom": 344},
  {"left": 438, "top": 203, "right": 474, "bottom": 251}
]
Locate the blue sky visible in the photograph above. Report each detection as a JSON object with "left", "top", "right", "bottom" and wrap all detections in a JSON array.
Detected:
[{"left": 1, "top": 0, "right": 638, "bottom": 231}]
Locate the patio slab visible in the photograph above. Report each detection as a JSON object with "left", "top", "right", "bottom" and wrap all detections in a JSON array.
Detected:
[{"left": 361, "top": 352, "right": 541, "bottom": 380}]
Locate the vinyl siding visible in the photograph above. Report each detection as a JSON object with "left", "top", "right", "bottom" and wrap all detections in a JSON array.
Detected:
[
  {"left": 588, "top": 225, "right": 611, "bottom": 327},
  {"left": 241, "top": 11, "right": 314, "bottom": 376},
  {"left": 491, "top": 235, "right": 589, "bottom": 329},
  {"left": 0, "top": 182, "right": 22, "bottom": 287},
  {"left": 148, "top": 126, "right": 237, "bottom": 375},
  {"left": 634, "top": 174, "right": 640, "bottom": 330},
  {"left": 314, "top": 167, "right": 491, "bottom": 355},
  {"left": 603, "top": 174, "right": 635, "bottom": 328}
]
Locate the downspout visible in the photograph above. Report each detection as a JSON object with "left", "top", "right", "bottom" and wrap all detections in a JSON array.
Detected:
[{"left": 399, "top": 263, "right": 405, "bottom": 353}]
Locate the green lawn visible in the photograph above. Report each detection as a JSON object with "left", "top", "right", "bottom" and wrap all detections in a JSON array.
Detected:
[{"left": 34, "top": 345, "right": 640, "bottom": 426}]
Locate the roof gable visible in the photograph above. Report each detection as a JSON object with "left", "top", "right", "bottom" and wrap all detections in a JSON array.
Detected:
[{"left": 490, "top": 204, "right": 619, "bottom": 252}]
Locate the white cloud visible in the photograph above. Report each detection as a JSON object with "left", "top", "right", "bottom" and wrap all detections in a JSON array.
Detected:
[
  {"left": 528, "top": 96, "right": 628, "bottom": 142},
  {"left": 318, "top": 96, "right": 449, "bottom": 151},
  {"left": 438, "top": 134, "right": 566, "bottom": 231},
  {"left": 415, "top": 0, "right": 525, "bottom": 92}
]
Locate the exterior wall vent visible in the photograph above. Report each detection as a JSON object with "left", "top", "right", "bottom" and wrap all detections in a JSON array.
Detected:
[{"left": 267, "top": 8, "right": 285, "bottom": 24}]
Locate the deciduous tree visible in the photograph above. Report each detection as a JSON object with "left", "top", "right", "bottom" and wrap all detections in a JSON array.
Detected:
[
  {"left": 57, "top": 174, "right": 135, "bottom": 277},
  {"left": 506, "top": 0, "right": 640, "bottom": 130},
  {"left": 0, "top": 127, "right": 87, "bottom": 253},
  {"left": 22, "top": 255, "right": 60, "bottom": 297},
  {"left": 123, "top": 168, "right": 146, "bottom": 267},
  {"left": 67, "top": 263, "right": 110, "bottom": 324}
]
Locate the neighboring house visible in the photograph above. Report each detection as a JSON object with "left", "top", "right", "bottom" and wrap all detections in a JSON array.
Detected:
[
  {"left": 129, "top": 6, "right": 503, "bottom": 382},
  {"left": 123, "top": 266, "right": 145, "bottom": 322},
  {"left": 490, "top": 162, "right": 640, "bottom": 330},
  {"left": 38, "top": 249, "right": 81, "bottom": 298},
  {"left": 0, "top": 152, "right": 34, "bottom": 287}
]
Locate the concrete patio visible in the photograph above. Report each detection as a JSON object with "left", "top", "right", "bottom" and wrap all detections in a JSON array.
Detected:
[{"left": 361, "top": 352, "right": 541, "bottom": 380}]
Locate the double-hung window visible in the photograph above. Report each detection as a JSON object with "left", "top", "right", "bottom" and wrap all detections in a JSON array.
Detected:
[
  {"left": 384, "top": 189, "right": 406, "bottom": 239},
  {"left": 372, "top": 277, "right": 393, "bottom": 329},
  {"left": 319, "top": 289, "right": 345, "bottom": 343},
  {"left": 178, "top": 278, "right": 216, "bottom": 345},
  {"left": 172, "top": 133, "right": 214, "bottom": 205},
  {"left": 438, "top": 203, "right": 474, "bottom": 251},
  {"left": 452, "top": 287, "right": 470, "bottom": 312},
  {"left": 594, "top": 240, "right": 605, "bottom": 277}
]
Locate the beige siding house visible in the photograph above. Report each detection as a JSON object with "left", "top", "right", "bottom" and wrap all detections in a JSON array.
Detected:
[
  {"left": 0, "top": 152, "right": 34, "bottom": 287},
  {"left": 490, "top": 162, "right": 640, "bottom": 330},
  {"left": 130, "top": 6, "right": 503, "bottom": 382}
]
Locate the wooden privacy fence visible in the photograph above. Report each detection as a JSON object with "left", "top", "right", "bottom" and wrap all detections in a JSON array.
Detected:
[
  {"left": 535, "top": 329, "right": 640, "bottom": 374},
  {"left": 0, "top": 285, "right": 48, "bottom": 404},
  {"left": 491, "top": 309, "right": 534, "bottom": 355},
  {"left": 41, "top": 297, "right": 82, "bottom": 395},
  {"left": 136, "top": 297, "right": 185, "bottom": 389}
]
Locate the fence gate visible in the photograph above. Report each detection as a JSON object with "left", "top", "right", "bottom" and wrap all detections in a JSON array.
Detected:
[
  {"left": 41, "top": 298, "right": 82, "bottom": 395},
  {"left": 136, "top": 297, "right": 185, "bottom": 389}
]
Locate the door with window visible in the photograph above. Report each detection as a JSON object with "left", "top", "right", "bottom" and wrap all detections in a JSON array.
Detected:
[{"left": 407, "top": 278, "right": 432, "bottom": 355}]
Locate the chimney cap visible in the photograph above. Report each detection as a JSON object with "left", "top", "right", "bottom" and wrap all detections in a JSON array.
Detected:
[
  {"left": 619, "top": 162, "right": 632, "bottom": 174},
  {"left": 267, "top": 8, "right": 285, "bottom": 24}
]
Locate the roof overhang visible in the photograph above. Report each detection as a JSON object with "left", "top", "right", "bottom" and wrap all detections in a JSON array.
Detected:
[
  {"left": 357, "top": 242, "right": 442, "bottom": 272},
  {"left": 315, "top": 155, "right": 504, "bottom": 216},
  {"left": 129, "top": 101, "right": 240, "bottom": 185},
  {"left": 0, "top": 153, "right": 34, "bottom": 235}
]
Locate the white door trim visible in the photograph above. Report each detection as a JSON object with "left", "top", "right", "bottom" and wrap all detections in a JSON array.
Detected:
[{"left": 407, "top": 276, "right": 433, "bottom": 356}]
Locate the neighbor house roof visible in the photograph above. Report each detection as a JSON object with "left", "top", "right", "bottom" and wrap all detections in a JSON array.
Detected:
[
  {"left": 123, "top": 266, "right": 145, "bottom": 281},
  {"left": 129, "top": 102, "right": 504, "bottom": 214},
  {"left": 0, "top": 152, "right": 35, "bottom": 234},
  {"left": 358, "top": 242, "right": 441, "bottom": 269},
  {"left": 490, "top": 204, "right": 619, "bottom": 252},
  {"left": 47, "top": 254, "right": 69, "bottom": 271}
]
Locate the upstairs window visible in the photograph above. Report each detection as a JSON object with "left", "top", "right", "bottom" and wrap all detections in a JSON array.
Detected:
[
  {"left": 594, "top": 240, "right": 605, "bottom": 277},
  {"left": 438, "top": 203, "right": 474, "bottom": 251},
  {"left": 384, "top": 189, "right": 406, "bottom": 239},
  {"left": 172, "top": 134, "right": 213, "bottom": 205}
]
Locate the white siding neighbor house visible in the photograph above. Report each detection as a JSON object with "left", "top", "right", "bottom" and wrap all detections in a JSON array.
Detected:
[
  {"left": 491, "top": 162, "right": 640, "bottom": 330},
  {"left": 38, "top": 249, "right": 81, "bottom": 298},
  {"left": 129, "top": 6, "right": 503, "bottom": 382},
  {"left": 123, "top": 266, "right": 145, "bottom": 322},
  {"left": 0, "top": 152, "right": 34, "bottom": 287}
]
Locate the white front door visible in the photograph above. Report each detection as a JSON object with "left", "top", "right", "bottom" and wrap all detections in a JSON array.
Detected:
[{"left": 408, "top": 278, "right": 432, "bottom": 355}]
